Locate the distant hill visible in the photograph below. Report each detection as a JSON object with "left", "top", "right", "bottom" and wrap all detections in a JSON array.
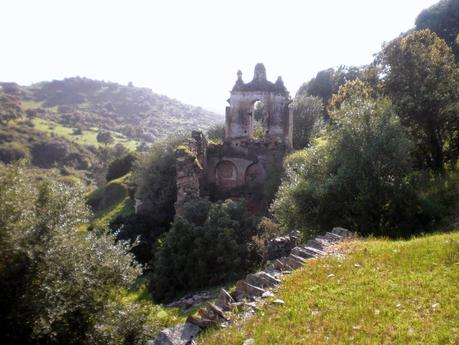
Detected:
[{"left": 1, "top": 77, "right": 222, "bottom": 143}]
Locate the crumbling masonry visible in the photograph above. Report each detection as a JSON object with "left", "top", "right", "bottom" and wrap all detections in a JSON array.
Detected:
[{"left": 175, "top": 63, "right": 293, "bottom": 214}]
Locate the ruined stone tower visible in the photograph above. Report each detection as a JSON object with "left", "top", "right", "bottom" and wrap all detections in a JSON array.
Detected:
[
  {"left": 175, "top": 64, "right": 292, "bottom": 214},
  {"left": 225, "top": 63, "right": 293, "bottom": 149}
]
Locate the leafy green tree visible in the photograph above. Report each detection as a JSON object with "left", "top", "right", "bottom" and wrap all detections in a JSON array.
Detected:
[
  {"left": 0, "top": 92, "right": 23, "bottom": 124},
  {"left": 106, "top": 152, "right": 137, "bottom": 182},
  {"left": 0, "top": 163, "right": 151, "bottom": 345},
  {"left": 415, "top": 0, "right": 459, "bottom": 63},
  {"left": 111, "top": 134, "right": 187, "bottom": 266},
  {"left": 297, "top": 66, "right": 361, "bottom": 104},
  {"left": 292, "top": 95, "right": 324, "bottom": 149},
  {"left": 152, "top": 199, "right": 261, "bottom": 301},
  {"left": 272, "top": 81, "right": 428, "bottom": 238},
  {"left": 134, "top": 134, "right": 186, "bottom": 231},
  {"left": 379, "top": 29, "right": 459, "bottom": 171},
  {"left": 96, "top": 130, "right": 114, "bottom": 146}
]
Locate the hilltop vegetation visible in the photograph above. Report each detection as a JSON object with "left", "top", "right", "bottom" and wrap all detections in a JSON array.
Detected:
[
  {"left": 2, "top": 77, "right": 221, "bottom": 143},
  {"left": 0, "top": 77, "right": 221, "bottom": 182}
]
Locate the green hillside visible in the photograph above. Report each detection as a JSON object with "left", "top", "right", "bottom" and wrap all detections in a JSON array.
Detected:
[
  {"left": 1, "top": 78, "right": 222, "bottom": 144},
  {"left": 199, "top": 231, "right": 459, "bottom": 345}
]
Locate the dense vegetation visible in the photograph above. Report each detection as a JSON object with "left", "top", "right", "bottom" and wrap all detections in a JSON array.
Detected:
[
  {"left": 152, "top": 199, "right": 262, "bottom": 301},
  {"left": 0, "top": 163, "right": 179, "bottom": 345},
  {"left": 285, "top": 26, "right": 459, "bottom": 238},
  {"left": 199, "top": 231, "right": 459, "bottom": 345},
  {"left": 0, "top": 1, "right": 457, "bottom": 344}
]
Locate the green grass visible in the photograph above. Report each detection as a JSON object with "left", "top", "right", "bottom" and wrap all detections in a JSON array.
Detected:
[
  {"left": 20, "top": 99, "right": 43, "bottom": 110},
  {"left": 31, "top": 118, "right": 140, "bottom": 150},
  {"left": 199, "top": 231, "right": 459, "bottom": 345}
]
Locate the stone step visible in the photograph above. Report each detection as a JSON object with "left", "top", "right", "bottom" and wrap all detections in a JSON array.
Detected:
[
  {"left": 235, "top": 280, "right": 266, "bottom": 299},
  {"left": 324, "top": 232, "right": 343, "bottom": 242},
  {"left": 272, "top": 258, "right": 293, "bottom": 272},
  {"left": 245, "top": 271, "right": 280, "bottom": 288},
  {"left": 332, "top": 227, "right": 352, "bottom": 237},
  {"left": 315, "top": 235, "right": 333, "bottom": 245},
  {"left": 215, "top": 288, "right": 234, "bottom": 311},
  {"left": 301, "top": 246, "right": 327, "bottom": 256},
  {"left": 306, "top": 239, "right": 326, "bottom": 250},
  {"left": 285, "top": 254, "right": 306, "bottom": 269},
  {"left": 291, "top": 246, "right": 317, "bottom": 259}
]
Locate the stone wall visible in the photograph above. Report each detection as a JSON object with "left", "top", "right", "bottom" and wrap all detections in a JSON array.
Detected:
[{"left": 174, "top": 130, "right": 207, "bottom": 215}]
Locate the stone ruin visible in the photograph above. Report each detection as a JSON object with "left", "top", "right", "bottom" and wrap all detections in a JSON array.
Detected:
[{"left": 175, "top": 63, "right": 293, "bottom": 214}]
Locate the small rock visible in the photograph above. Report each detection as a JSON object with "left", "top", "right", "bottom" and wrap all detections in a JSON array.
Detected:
[
  {"left": 261, "top": 291, "right": 275, "bottom": 298},
  {"left": 243, "top": 339, "right": 255, "bottom": 345},
  {"left": 149, "top": 323, "right": 201, "bottom": 345},
  {"left": 272, "top": 298, "right": 285, "bottom": 305},
  {"left": 354, "top": 263, "right": 361, "bottom": 268},
  {"left": 327, "top": 273, "right": 335, "bottom": 278},
  {"left": 431, "top": 303, "right": 440, "bottom": 309}
]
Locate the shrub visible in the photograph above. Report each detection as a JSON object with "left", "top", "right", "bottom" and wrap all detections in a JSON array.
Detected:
[
  {"left": 272, "top": 83, "right": 430, "bottom": 238},
  {"left": 151, "top": 199, "right": 261, "bottom": 301},
  {"left": 0, "top": 163, "right": 151, "bottom": 345},
  {"left": 0, "top": 142, "right": 30, "bottom": 163},
  {"left": 31, "top": 139, "right": 70, "bottom": 168},
  {"left": 134, "top": 134, "right": 186, "bottom": 235},
  {"left": 106, "top": 152, "right": 137, "bottom": 182}
]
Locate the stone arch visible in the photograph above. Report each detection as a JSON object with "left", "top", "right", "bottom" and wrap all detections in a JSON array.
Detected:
[
  {"left": 245, "top": 162, "right": 265, "bottom": 187},
  {"left": 215, "top": 160, "right": 238, "bottom": 188}
]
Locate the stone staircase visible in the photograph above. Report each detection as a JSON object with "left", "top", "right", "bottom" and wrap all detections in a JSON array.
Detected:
[{"left": 148, "top": 227, "right": 355, "bottom": 345}]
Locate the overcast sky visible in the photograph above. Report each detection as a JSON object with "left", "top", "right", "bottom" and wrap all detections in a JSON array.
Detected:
[{"left": 0, "top": 0, "right": 438, "bottom": 113}]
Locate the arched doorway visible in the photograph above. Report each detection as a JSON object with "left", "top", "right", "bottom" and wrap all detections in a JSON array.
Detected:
[
  {"left": 215, "top": 160, "right": 238, "bottom": 188},
  {"left": 245, "top": 163, "right": 265, "bottom": 188}
]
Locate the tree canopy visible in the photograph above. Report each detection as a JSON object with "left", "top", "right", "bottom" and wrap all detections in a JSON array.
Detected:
[{"left": 379, "top": 29, "right": 459, "bottom": 171}]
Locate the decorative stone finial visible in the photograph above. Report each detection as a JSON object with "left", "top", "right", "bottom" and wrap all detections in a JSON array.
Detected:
[
  {"left": 253, "top": 63, "right": 267, "bottom": 81},
  {"left": 237, "top": 70, "right": 242, "bottom": 80},
  {"left": 275, "top": 76, "right": 284, "bottom": 86}
]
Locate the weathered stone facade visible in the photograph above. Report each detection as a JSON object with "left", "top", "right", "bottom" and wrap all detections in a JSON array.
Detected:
[{"left": 175, "top": 64, "right": 293, "bottom": 214}]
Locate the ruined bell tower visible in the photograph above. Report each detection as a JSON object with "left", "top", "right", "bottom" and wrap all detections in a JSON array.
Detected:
[
  {"left": 225, "top": 63, "right": 293, "bottom": 149},
  {"left": 175, "top": 64, "right": 293, "bottom": 214}
]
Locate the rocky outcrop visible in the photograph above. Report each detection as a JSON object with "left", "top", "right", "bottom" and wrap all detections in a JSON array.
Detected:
[{"left": 149, "top": 227, "right": 355, "bottom": 344}]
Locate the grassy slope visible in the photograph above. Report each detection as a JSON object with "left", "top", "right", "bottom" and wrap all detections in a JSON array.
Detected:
[
  {"left": 199, "top": 232, "right": 459, "bottom": 345},
  {"left": 31, "top": 118, "right": 140, "bottom": 150}
]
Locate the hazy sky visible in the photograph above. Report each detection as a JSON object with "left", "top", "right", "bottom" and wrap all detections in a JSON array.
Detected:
[{"left": 0, "top": 0, "right": 438, "bottom": 113}]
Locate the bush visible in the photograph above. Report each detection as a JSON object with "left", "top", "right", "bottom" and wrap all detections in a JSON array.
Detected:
[
  {"left": 87, "top": 178, "right": 128, "bottom": 213},
  {"left": 133, "top": 134, "right": 186, "bottom": 235},
  {"left": 151, "top": 199, "right": 261, "bottom": 301},
  {"left": 0, "top": 162, "right": 153, "bottom": 345},
  {"left": 272, "top": 82, "right": 431, "bottom": 238},
  {"left": 0, "top": 142, "right": 30, "bottom": 163},
  {"left": 31, "top": 139, "right": 70, "bottom": 168},
  {"left": 106, "top": 152, "right": 137, "bottom": 182}
]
